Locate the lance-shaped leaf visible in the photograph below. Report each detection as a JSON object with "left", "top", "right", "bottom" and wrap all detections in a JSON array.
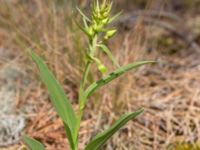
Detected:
[
  {"left": 75, "top": 20, "right": 90, "bottom": 37},
  {"left": 30, "top": 51, "right": 76, "bottom": 146},
  {"left": 108, "top": 11, "right": 122, "bottom": 23},
  {"left": 64, "top": 123, "right": 76, "bottom": 150},
  {"left": 83, "top": 61, "right": 155, "bottom": 105},
  {"left": 84, "top": 108, "right": 143, "bottom": 150},
  {"left": 23, "top": 136, "right": 45, "bottom": 150},
  {"left": 98, "top": 44, "right": 120, "bottom": 68},
  {"left": 76, "top": 7, "right": 91, "bottom": 22}
]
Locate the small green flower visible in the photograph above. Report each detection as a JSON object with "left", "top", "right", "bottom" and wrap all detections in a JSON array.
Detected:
[
  {"left": 98, "top": 64, "right": 107, "bottom": 74},
  {"left": 104, "top": 29, "right": 117, "bottom": 40},
  {"left": 88, "top": 55, "right": 107, "bottom": 74}
]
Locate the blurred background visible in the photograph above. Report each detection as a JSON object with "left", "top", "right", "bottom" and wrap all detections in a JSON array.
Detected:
[{"left": 0, "top": 0, "right": 200, "bottom": 150}]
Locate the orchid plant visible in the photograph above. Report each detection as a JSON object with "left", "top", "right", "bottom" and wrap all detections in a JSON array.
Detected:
[{"left": 23, "top": 1, "right": 155, "bottom": 150}]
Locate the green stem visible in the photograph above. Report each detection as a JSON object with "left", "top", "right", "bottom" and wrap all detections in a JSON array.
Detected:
[
  {"left": 81, "top": 62, "right": 91, "bottom": 91},
  {"left": 74, "top": 35, "right": 98, "bottom": 150},
  {"left": 74, "top": 62, "right": 90, "bottom": 150}
]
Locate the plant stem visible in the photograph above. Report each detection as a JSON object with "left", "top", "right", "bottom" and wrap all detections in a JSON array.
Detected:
[
  {"left": 74, "top": 35, "right": 98, "bottom": 150},
  {"left": 74, "top": 63, "right": 90, "bottom": 150}
]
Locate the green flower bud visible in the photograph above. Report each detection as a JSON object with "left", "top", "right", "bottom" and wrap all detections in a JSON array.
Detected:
[
  {"left": 98, "top": 64, "right": 107, "bottom": 73},
  {"left": 101, "top": 18, "right": 109, "bottom": 25},
  {"left": 102, "top": 11, "right": 109, "bottom": 18},
  {"left": 104, "top": 29, "right": 117, "bottom": 40},
  {"left": 87, "top": 27, "right": 94, "bottom": 37},
  {"left": 93, "top": 24, "right": 102, "bottom": 33}
]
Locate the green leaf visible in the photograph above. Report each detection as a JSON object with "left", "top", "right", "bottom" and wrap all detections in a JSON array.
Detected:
[
  {"left": 98, "top": 44, "right": 120, "bottom": 68},
  {"left": 83, "top": 61, "right": 155, "bottom": 105},
  {"left": 23, "top": 136, "right": 45, "bottom": 150},
  {"left": 84, "top": 108, "right": 143, "bottom": 150},
  {"left": 83, "top": 17, "right": 89, "bottom": 29},
  {"left": 64, "top": 123, "right": 76, "bottom": 150},
  {"left": 75, "top": 20, "right": 90, "bottom": 36},
  {"left": 30, "top": 51, "right": 76, "bottom": 147},
  {"left": 76, "top": 7, "right": 91, "bottom": 22},
  {"left": 108, "top": 11, "right": 122, "bottom": 23}
]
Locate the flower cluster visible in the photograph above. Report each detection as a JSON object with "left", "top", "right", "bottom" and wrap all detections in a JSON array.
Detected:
[
  {"left": 77, "top": 0, "right": 120, "bottom": 73},
  {"left": 87, "top": 0, "right": 116, "bottom": 40}
]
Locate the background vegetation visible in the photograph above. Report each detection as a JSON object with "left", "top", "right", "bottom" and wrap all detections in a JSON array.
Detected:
[{"left": 0, "top": 0, "right": 200, "bottom": 150}]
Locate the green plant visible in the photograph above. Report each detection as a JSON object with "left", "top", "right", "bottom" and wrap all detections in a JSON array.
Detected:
[{"left": 23, "top": 1, "right": 155, "bottom": 150}]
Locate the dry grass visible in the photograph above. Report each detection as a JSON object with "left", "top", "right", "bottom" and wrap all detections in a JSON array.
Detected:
[{"left": 0, "top": 0, "right": 200, "bottom": 150}]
